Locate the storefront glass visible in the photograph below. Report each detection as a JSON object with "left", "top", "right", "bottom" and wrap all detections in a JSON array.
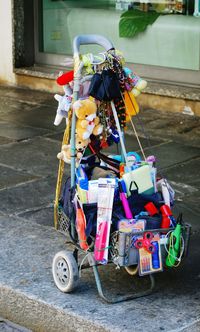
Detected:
[
  {"left": 38, "top": 0, "right": 195, "bottom": 57},
  {"left": 35, "top": 0, "right": 200, "bottom": 82},
  {"left": 38, "top": 0, "right": 116, "bottom": 56}
]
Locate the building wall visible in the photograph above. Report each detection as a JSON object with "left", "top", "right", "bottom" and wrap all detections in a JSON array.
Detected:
[{"left": 0, "top": 0, "right": 16, "bottom": 85}]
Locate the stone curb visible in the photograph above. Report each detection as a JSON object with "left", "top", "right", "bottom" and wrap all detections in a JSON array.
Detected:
[{"left": 0, "top": 285, "right": 110, "bottom": 332}]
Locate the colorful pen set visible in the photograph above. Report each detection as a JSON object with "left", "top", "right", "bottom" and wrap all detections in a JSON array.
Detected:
[
  {"left": 138, "top": 239, "right": 162, "bottom": 275},
  {"left": 141, "top": 256, "right": 151, "bottom": 273}
]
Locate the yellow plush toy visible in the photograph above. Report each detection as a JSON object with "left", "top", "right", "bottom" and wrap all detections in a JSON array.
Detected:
[
  {"left": 73, "top": 98, "right": 103, "bottom": 140},
  {"left": 57, "top": 144, "right": 71, "bottom": 164},
  {"left": 57, "top": 134, "right": 90, "bottom": 165},
  {"left": 76, "top": 134, "right": 91, "bottom": 160}
]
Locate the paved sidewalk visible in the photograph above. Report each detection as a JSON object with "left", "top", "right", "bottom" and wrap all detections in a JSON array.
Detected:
[
  {"left": 0, "top": 317, "right": 31, "bottom": 332},
  {"left": 0, "top": 84, "right": 200, "bottom": 332}
]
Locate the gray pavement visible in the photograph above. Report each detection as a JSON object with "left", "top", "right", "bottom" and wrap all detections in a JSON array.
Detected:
[
  {"left": 0, "top": 84, "right": 200, "bottom": 332},
  {"left": 0, "top": 317, "right": 31, "bottom": 332}
]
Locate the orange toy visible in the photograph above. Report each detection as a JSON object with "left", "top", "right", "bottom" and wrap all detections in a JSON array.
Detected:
[{"left": 76, "top": 200, "right": 89, "bottom": 251}]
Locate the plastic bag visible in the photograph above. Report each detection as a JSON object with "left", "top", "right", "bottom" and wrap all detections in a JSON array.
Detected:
[{"left": 89, "top": 69, "right": 121, "bottom": 101}]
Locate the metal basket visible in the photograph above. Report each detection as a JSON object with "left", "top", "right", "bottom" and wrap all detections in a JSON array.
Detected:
[
  {"left": 57, "top": 204, "right": 70, "bottom": 235},
  {"left": 110, "top": 223, "right": 191, "bottom": 269}
]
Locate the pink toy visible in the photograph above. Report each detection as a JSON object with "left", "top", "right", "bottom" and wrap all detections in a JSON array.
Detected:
[{"left": 94, "top": 221, "right": 108, "bottom": 263}]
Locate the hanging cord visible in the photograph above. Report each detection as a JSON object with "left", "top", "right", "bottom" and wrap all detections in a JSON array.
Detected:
[
  {"left": 127, "top": 112, "right": 147, "bottom": 161},
  {"left": 121, "top": 92, "right": 146, "bottom": 160},
  {"left": 54, "top": 57, "right": 83, "bottom": 230},
  {"left": 54, "top": 110, "right": 72, "bottom": 229},
  {"left": 123, "top": 91, "right": 176, "bottom": 206},
  {"left": 126, "top": 90, "right": 152, "bottom": 149},
  {"left": 110, "top": 101, "right": 128, "bottom": 164}
]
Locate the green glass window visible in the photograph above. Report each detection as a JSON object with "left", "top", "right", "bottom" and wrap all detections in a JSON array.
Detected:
[
  {"left": 34, "top": 0, "right": 200, "bottom": 86},
  {"left": 38, "top": 0, "right": 116, "bottom": 56}
]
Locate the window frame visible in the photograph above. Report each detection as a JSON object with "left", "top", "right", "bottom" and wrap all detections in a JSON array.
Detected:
[{"left": 34, "top": 0, "right": 73, "bottom": 67}]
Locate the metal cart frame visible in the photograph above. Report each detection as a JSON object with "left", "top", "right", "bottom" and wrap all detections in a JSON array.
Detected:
[{"left": 52, "top": 35, "right": 191, "bottom": 303}]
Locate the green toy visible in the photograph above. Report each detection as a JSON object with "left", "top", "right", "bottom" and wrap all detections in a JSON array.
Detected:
[{"left": 165, "top": 214, "right": 183, "bottom": 268}]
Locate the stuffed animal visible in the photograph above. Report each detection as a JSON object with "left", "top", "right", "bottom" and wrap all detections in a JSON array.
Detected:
[
  {"left": 124, "top": 67, "right": 147, "bottom": 97},
  {"left": 54, "top": 84, "right": 73, "bottom": 126},
  {"left": 73, "top": 98, "right": 103, "bottom": 140},
  {"left": 57, "top": 144, "right": 71, "bottom": 164},
  {"left": 76, "top": 134, "right": 91, "bottom": 160},
  {"left": 57, "top": 134, "right": 90, "bottom": 166}
]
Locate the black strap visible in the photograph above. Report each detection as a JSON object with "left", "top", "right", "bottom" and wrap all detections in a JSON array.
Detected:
[{"left": 89, "top": 144, "right": 120, "bottom": 173}]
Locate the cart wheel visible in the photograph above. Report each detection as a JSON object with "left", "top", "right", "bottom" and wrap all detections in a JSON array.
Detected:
[{"left": 52, "top": 250, "right": 79, "bottom": 293}]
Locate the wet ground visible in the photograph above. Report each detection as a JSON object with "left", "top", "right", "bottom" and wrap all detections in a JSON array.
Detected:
[{"left": 0, "top": 84, "right": 200, "bottom": 331}]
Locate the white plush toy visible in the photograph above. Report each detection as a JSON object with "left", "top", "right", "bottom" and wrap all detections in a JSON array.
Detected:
[{"left": 54, "top": 84, "right": 73, "bottom": 126}]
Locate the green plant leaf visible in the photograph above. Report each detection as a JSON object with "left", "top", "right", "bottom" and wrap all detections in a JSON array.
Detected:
[{"left": 119, "top": 9, "right": 160, "bottom": 38}]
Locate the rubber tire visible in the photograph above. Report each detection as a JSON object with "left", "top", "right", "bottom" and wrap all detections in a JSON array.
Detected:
[{"left": 52, "top": 250, "right": 79, "bottom": 293}]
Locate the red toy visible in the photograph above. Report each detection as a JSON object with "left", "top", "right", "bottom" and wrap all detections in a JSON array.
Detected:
[
  {"left": 57, "top": 70, "right": 74, "bottom": 86},
  {"left": 134, "top": 232, "right": 155, "bottom": 254}
]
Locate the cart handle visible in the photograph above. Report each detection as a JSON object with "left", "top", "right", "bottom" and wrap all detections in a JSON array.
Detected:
[{"left": 73, "top": 34, "right": 114, "bottom": 56}]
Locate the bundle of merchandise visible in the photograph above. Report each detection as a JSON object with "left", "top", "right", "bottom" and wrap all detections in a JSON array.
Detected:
[{"left": 54, "top": 47, "right": 189, "bottom": 277}]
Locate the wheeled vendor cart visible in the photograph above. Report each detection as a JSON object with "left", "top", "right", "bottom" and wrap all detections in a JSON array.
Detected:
[{"left": 52, "top": 35, "right": 191, "bottom": 303}]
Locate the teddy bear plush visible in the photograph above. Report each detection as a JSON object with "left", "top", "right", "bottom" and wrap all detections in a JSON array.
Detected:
[
  {"left": 76, "top": 134, "right": 91, "bottom": 160},
  {"left": 57, "top": 134, "right": 90, "bottom": 165},
  {"left": 57, "top": 144, "right": 71, "bottom": 164},
  {"left": 73, "top": 98, "right": 103, "bottom": 140}
]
